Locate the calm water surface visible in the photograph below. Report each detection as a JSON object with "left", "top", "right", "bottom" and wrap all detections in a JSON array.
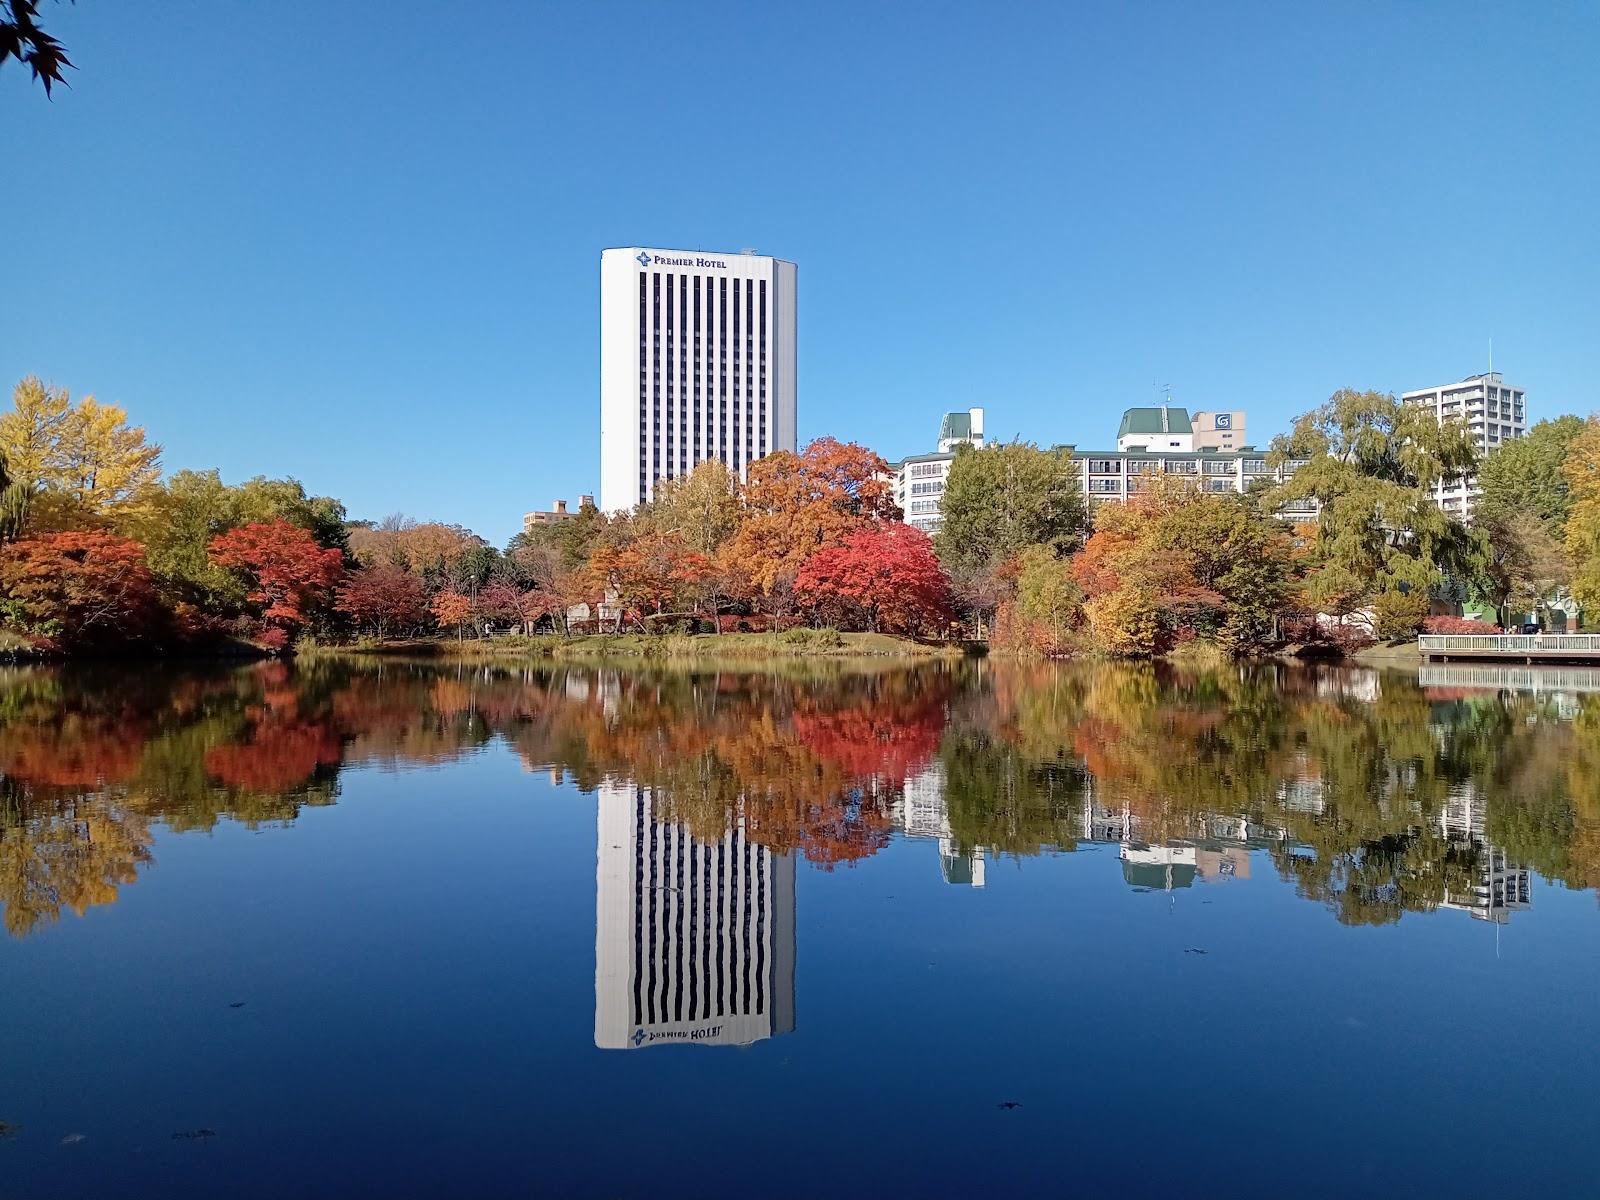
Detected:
[{"left": 2, "top": 658, "right": 1598, "bottom": 1198}]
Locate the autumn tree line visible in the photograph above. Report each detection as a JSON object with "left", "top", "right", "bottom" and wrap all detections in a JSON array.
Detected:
[
  {"left": 937, "top": 387, "right": 1600, "bottom": 654},
  {"left": 3, "top": 375, "right": 1599, "bottom": 657}
]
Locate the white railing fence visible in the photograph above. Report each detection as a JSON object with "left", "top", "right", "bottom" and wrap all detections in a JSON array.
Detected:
[{"left": 1419, "top": 634, "right": 1600, "bottom": 654}]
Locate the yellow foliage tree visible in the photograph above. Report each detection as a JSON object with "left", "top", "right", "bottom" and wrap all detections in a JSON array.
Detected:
[
  {"left": 1562, "top": 416, "right": 1600, "bottom": 613},
  {"left": 0, "top": 377, "right": 162, "bottom": 533},
  {"left": 1085, "top": 588, "right": 1159, "bottom": 657}
]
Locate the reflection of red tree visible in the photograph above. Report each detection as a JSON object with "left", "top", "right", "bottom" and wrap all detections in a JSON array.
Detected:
[
  {"left": 0, "top": 723, "right": 145, "bottom": 788},
  {"left": 751, "top": 792, "right": 896, "bottom": 869},
  {"left": 791, "top": 706, "right": 943, "bottom": 785},
  {"left": 205, "top": 723, "right": 344, "bottom": 792}
]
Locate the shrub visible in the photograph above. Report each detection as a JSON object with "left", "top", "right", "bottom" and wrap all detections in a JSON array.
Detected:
[
  {"left": 1422, "top": 615, "right": 1503, "bottom": 635},
  {"left": 1372, "top": 590, "right": 1430, "bottom": 641},
  {"left": 1085, "top": 588, "right": 1160, "bottom": 657}
]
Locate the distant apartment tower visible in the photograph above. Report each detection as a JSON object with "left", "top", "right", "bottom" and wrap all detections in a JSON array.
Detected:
[
  {"left": 1402, "top": 372, "right": 1526, "bottom": 520},
  {"left": 892, "top": 407, "right": 984, "bottom": 534},
  {"left": 600, "top": 247, "right": 798, "bottom": 513},
  {"left": 522, "top": 495, "right": 593, "bottom": 536},
  {"left": 594, "top": 783, "right": 796, "bottom": 1049}
]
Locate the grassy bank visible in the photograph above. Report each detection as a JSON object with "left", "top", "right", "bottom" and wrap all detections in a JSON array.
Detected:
[
  {"left": 306, "top": 629, "right": 966, "bottom": 663},
  {"left": 1348, "top": 640, "right": 1423, "bottom": 665}
]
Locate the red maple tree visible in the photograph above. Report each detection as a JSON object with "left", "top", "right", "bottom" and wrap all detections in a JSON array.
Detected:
[
  {"left": 208, "top": 518, "right": 344, "bottom": 634},
  {"left": 335, "top": 562, "right": 428, "bottom": 638},
  {"left": 794, "top": 523, "right": 953, "bottom": 636}
]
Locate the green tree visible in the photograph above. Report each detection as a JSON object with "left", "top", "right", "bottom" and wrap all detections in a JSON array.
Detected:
[
  {"left": 133, "top": 470, "right": 350, "bottom": 611},
  {"left": 1269, "top": 388, "right": 1478, "bottom": 615},
  {"left": 0, "top": 450, "right": 27, "bottom": 542},
  {"left": 1477, "top": 415, "right": 1586, "bottom": 530},
  {"left": 935, "top": 441, "right": 1088, "bottom": 577},
  {"left": 1014, "top": 544, "right": 1083, "bottom": 648},
  {"left": 514, "top": 497, "right": 608, "bottom": 573},
  {"left": 1477, "top": 509, "right": 1572, "bottom": 628}
]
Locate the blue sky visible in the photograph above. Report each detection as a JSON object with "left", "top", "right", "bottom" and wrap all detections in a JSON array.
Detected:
[{"left": 5, "top": 1, "right": 1597, "bottom": 544}]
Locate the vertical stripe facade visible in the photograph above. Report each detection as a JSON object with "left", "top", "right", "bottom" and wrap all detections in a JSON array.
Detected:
[
  {"left": 600, "top": 249, "right": 796, "bottom": 513},
  {"left": 595, "top": 782, "right": 796, "bottom": 1049}
]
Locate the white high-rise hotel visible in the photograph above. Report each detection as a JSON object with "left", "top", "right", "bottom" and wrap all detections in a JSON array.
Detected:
[{"left": 600, "top": 247, "right": 798, "bottom": 513}]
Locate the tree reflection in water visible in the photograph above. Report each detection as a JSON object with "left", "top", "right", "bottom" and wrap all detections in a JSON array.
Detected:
[{"left": 2, "top": 658, "right": 1597, "bottom": 937}]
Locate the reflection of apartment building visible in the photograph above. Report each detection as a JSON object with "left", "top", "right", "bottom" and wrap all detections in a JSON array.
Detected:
[
  {"left": 1121, "top": 843, "right": 1199, "bottom": 890},
  {"left": 1081, "top": 786, "right": 1277, "bottom": 890},
  {"left": 595, "top": 783, "right": 796, "bottom": 1049},
  {"left": 898, "top": 763, "right": 986, "bottom": 886},
  {"left": 1402, "top": 372, "right": 1526, "bottom": 522},
  {"left": 1438, "top": 783, "right": 1532, "bottom": 925}
]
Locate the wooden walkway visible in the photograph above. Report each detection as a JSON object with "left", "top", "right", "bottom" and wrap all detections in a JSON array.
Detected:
[{"left": 1419, "top": 634, "right": 1600, "bottom": 663}]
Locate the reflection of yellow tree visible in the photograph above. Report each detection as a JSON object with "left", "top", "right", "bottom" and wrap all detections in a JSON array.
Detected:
[{"left": 0, "top": 788, "right": 154, "bottom": 937}]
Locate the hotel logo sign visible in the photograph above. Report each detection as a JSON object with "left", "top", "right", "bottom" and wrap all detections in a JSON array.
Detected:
[{"left": 635, "top": 250, "right": 731, "bottom": 270}]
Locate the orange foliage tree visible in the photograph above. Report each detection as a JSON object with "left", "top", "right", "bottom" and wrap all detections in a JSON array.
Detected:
[
  {"left": 586, "top": 533, "right": 713, "bottom": 629},
  {"left": 0, "top": 530, "right": 163, "bottom": 648},
  {"left": 430, "top": 589, "right": 473, "bottom": 639},
  {"left": 723, "top": 438, "right": 900, "bottom": 594}
]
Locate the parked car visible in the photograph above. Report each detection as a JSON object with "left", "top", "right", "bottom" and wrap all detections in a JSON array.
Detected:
[{"left": 1517, "top": 623, "right": 1542, "bottom": 635}]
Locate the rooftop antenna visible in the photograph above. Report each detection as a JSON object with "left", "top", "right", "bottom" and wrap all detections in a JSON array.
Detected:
[{"left": 1488, "top": 337, "right": 1494, "bottom": 376}]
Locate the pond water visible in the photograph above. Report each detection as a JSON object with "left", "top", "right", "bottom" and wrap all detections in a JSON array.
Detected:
[{"left": 1, "top": 658, "right": 1597, "bottom": 1197}]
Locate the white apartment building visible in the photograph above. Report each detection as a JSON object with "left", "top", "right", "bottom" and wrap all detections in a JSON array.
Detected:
[
  {"left": 594, "top": 783, "right": 796, "bottom": 1050},
  {"left": 1076, "top": 408, "right": 1310, "bottom": 516},
  {"left": 892, "top": 408, "right": 985, "bottom": 534},
  {"left": 600, "top": 247, "right": 798, "bottom": 513},
  {"left": 1402, "top": 372, "right": 1527, "bottom": 521},
  {"left": 894, "top": 405, "right": 1307, "bottom": 530}
]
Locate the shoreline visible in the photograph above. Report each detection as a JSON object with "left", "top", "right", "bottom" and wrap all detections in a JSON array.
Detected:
[{"left": 304, "top": 631, "right": 969, "bottom": 664}]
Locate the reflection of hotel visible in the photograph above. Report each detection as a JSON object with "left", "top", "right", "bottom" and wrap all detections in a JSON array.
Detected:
[
  {"left": 595, "top": 783, "right": 795, "bottom": 1049},
  {"left": 898, "top": 764, "right": 986, "bottom": 887}
]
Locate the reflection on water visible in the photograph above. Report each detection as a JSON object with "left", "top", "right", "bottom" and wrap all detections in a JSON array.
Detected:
[
  {"left": 595, "top": 784, "right": 796, "bottom": 1050},
  {"left": 2, "top": 657, "right": 1598, "bottom": 945}
]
